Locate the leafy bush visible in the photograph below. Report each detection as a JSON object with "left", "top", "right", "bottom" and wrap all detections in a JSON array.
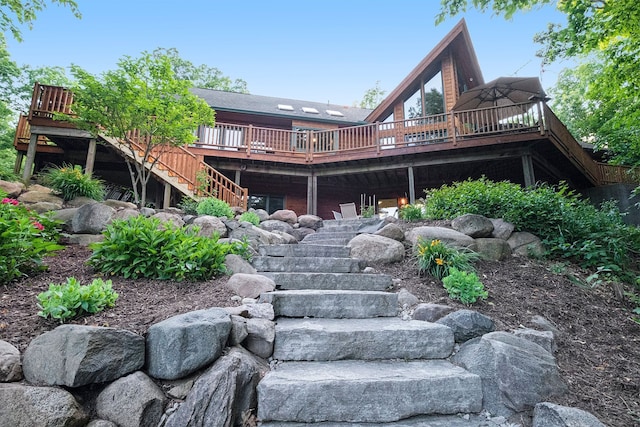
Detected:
[
  {"left": 37, "top": 277, "right": 118, "bottom": 322},
  {"left": 423, "top": 178, "right": 640, "bottom": 279},
  {"left": 414, "top": 238, "right": 479, "bottom": 280},
  {"left": 361, "top": 205, "right": 375, "bottom": 218},
  {"left": 40, "top": 164, "right": 105, "bottom": 201},
  {"left": 442, "top": 268, "right": 488, "bottom": 304},
  {"left": 178, "top": 196, "right": 199, "bottom": 215},
  {"left": 0, "top": 198, "right": 63, "bottom": 284},
  {"left": 238, "top": 211, "right": 260, "bottom": 226},
  {"left": 89, "top": 215, "right": 244, "bottom": 280},
  {"left": 196, "top": 197, "right": 234, "bottom": 218},
  {"left": 399, "top": 203, "right": 424, "bottom": 221}
]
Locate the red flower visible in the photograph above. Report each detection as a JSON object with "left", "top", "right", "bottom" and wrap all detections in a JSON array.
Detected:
[
  {"left": 1, "top": 198, "right": 19, "bottom": 206},
  {"left": 32, "top": 221, "right": 45, "bottom": 231}
]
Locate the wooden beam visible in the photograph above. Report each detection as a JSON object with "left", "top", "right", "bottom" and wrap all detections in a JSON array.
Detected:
[
  {"left": 13, "top": 152, "right": 24, "bottom": 175},
  {"left": 522, "top": 153, "right": 535, "bottom": 187},
  {"left": 408, "top": 166, "right": 416, "bottom": 204},
  {"left": 22, "top": 133, "right": 39, "bottom": 181},
  {"left": 30, "top": 125, "right": 92, "bottom": 139},
  {"left": 85, "top": 138, "right": 97, "bottom": 176},
  {"left": 163, "top": 182, "right": 172, "bottom": 209}
]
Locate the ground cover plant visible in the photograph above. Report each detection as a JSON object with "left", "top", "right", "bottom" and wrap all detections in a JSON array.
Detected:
[
  {"left": 37, "top": 277, "right": 118, "bottom": 322},
  {"left": 238, "top": 211, "right": 260, "bottom": 226},
  {"left": 196, "top": 197, "right": 234, "bottom": 218}
]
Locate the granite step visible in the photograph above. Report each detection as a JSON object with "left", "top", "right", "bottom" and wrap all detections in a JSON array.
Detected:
[
  {"left": 259, "top": 414, "right": 507, "bottom": 427},
  {"left": 302, "top": 231, "right": 358, "bottom": 241},
  {"left": 259, "top": 290, "right": 397, "bottom": 318},
  {"left": 273, "top": 317, "right": 454, "bottom": 361},
  {"left": 258, "top": 244, "right": 350, "bottom": 258},
  {"left": 260, "top": 272, "right": 392, "bottom": 291},
  {"left": 252, "top": 256, "right": 363, "bottom": 273}
]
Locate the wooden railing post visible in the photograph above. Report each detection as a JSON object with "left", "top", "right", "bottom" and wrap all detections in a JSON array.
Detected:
[
  {"left": 450, "top": 111, "right": 457, "bottom": 146},
  {"left": 246, "top": 125, "right": 252, "bottom": 157}
]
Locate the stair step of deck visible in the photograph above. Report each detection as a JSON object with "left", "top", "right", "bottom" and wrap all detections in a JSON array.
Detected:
[
  {"left": 302, "top": 231, "right": 358, "bottom": 241},
  {"left": 273, "top": 318, "right": 454, "bottom": 361},
  {"left": 252, "top": 256, "right": 363, "bottom": 273},
  {"left": 299, "top": 238, "right": 351, "bottom": 246},
  {"left": 260, "top": 290, "right": 397, "bottom": 318},
  {"left": 261, "top": 272, "right": 392, "bottom": 291},
  {"left": 258, "top": 244, "right": 351, "bottom": 258},
  {"left": 257, "top": 360, "right": 482, "bottom": 423}
]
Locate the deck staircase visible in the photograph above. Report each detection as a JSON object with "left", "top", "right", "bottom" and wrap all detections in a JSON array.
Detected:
[{"left": 253, "top": 219, "right": 493, "bottom": 426}]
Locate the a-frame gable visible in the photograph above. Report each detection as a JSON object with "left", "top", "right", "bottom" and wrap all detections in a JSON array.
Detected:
[{"left": 366, "top": 19, "right": 483, "bottom": 123}]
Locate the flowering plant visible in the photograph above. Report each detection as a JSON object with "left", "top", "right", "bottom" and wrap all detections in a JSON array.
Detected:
[{"left": 414, "top": 238, "right": 479, "bottom": 280}]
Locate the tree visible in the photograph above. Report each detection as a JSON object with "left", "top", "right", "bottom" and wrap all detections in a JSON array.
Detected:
[
  {"left": 359, "top": 81, "right": 386, "bottom": 109},
  {"left": 152, "top": 47, "right": 248, "bottom": 93},
  {"left": 1, "top": 0, "right": 80, "bottom": 42},
  {"left": 66, "top": 51, "right": 215, "bottom": 207},
  {"left": 437, "top": 0, "right": 640, "bottom": 166}
]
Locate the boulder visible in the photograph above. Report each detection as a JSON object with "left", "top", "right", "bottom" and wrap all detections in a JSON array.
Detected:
[
  {"left": 529, "top": 315, "right": 561, "bottom": 339},
  {"left": 28, "top": 201, "right": 63, "bottom": 213},
  {"left": 452, "top": 331, "right": 567, "bottom": 417},
  {"left": 103, "top": 199, "right": 137, "bottom": 210},
  {"left": 474, "top": 238, "right": 512, "bottom": 261},
  {"left": 514, "top": 328, "right": 557, "bottom": 353},
  {"left": 146, "top": 308, "right": 231, "bottom": 380},
  {"left": 413, "top": 303, "right": 455, "bottom": 322},
  {"left": 96, "top": 371, "right": 166, "bottom": 427},
  {"left": 191, "top": 215, "right": 228, "bottom": 238},
  {"left": 0, "top": 340, "right": 22, "bottom": 382},
  {"left": 291, "top": 227, "right": 315, "bottom": 241},
  {"left": 66, "top": 196, "right": 99, "bottom": 208},
  {"left": 227, "top": 273, "right": 276, "bottom": 299},
  {"left": 111, "top": 208, "right": 140, "bottom": 222},
  {"left": 229, "top": 223, "right": 286, "bottom": 248},
  {"left": 260, "top": 219, "right": 294, "bottom": 235},
  {"left": 397, "top": 288, "right": 419, "bottom": 308},
  {"left": 0, "top": 179, "right": 24, "bottom": 197},
  {"left": 22, "top": 325, "right": 144, "bottom": 387},
  {"left": 66, "top": 234, "right": 104, "bottom": 246},
  {"left": 271, "top": 229, "right": 298, "bottom": 244},
  {"left": 51, "top": 208, "right": 78, "bottom": 231},
  {"left": 243, "top": 318, "right": 276, "bottom": 358},
  {"left": 224, "top": 254, "right": 257, "bottom": 274},
  {"left": 228, "top": 315, "right": 249, "bottom": 346},
  {"left": 405, "top": 226, "right": 475, "bottom": 249},
  {"left": 140, "top": 207, "right": 156, "bottom": 217},
  {"left": 152, "top": 212, "right": 185, "bottom": 228},
  {"left": 253, "top": 209, "right": 269, "bottom": 222},
  {"left": 451, "top": 214, "right": 494, "bottom": 238},
  {"left": 533, "top": 402, "right": 606, "bottom": 427},
  {"left": 87, "top": 420, "right": 118, "bottom": 427},
  {"left": 374, "top": 223, "right": 405, "bottom": 241},
  {"left": 436, "top": 309, "right": 495, "bottom": 343},
  {"left": 269, "top": 209, "right": 297, "bottom": 224},
  {"left": 72, "top": 202, "right": 116, "bottom": 234},
  {"left": 348, "top": 234, "right": 405, "bottom": 265},
  {"left": 0, "top": 383, "right": 88, "bottom": 426},
  {"left": 490, "top": 218, "right": 515, "bottom": 240},
  {"left": 165, "top": 347, "right": 268, "bottom": 427},
  {"left": 507, "top": 231, "right": 545, "bottom": 257},
  {"left": 18, "top": 189, "right": 63, "bottom": 205},
  {"left": 298, "top": 214, "right": 323, "bottom": 230}
]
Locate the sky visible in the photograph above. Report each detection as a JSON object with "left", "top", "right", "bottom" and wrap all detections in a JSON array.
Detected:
[{"left": 7, "top": 1, "right": 571, "bottom": 107}]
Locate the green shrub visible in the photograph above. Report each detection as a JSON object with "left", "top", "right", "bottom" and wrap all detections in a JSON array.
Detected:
[
  {"left": 361, "top": 205, "right": 375, "bottom": 218},
  {"left": 414, "top": 238, "right": 479, "bottom": 280},
  {"left": 40, "top": 163, "right": 105, "bottom": 201},
  {"left": 37, "top": 277, "right": 119, "bottom": 322},
  {"left": 442, "top": 268, "right": 488, "bottom": 304},
  {"left": 178, "top": 196, "right": 199, "bottom": 215},
  {"left": 238, "top": 211, "right": 260, "bottom": 226},
  {"left": 89, "top": 215, "right": 244, "bottom": 280},
  {"left": 0, "top": 198, "right": 63, "bottom": 284},
  {"left": 196, "top": 197, "right": 234, "bottom": 218},
  {"left": 399, "top": 203, "right": 424, "bottom": 221}
]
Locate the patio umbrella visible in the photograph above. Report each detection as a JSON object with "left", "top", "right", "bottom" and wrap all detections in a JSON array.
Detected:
[{"left": 452, "top": 76, "right": 548, "bottom": 111}]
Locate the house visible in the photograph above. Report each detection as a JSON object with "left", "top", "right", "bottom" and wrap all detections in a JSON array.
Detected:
[{"left": 13, "top": 19, "right": 635, "bottom": 219}]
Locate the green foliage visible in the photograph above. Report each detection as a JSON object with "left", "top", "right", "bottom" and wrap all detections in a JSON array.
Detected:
[
  {"left": 177, "top": 196, "right": 198, "bottom": 215},
  {"left": 0, "top": 198, "right": 63, "bottom": 284},
  {"left": 88, "top": 215, "right": 243, "bottom": 281},
  {"left": 361, "top": 205, "right": 375, "bottom": 218},
  {"left": 36, "top": 277, "right": 118, "bottom": 322},
  {"left": 423, "top": 178, "right": 640, "bottom": 280},
  {"left": 0, "top": 0, "right": 80, "bottom": 42},
  {"left": 40, "top": 163, "right": 104, "bottom": 201},
  {"left": 196, "top": 197, "right": 234, "bottom": 219},
  {"left": 359, "top": 81, "right": 386, "bottom": 109},
  {"left": 238, "top": 211, "right": 260, "bottom": 226},
  {"left": 414, "top": 238, "right": 479, "bottom": 280},
  {"left": 399, "top": 203, "right": 425, "bottom": 221},
  {"left": 442, "top": 268, "right": 488, "bottom": 305}
]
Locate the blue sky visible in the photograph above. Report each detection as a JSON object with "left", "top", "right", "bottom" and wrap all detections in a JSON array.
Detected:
[{"left": 8, "top": 1, "right": 570, "bottom": 107}]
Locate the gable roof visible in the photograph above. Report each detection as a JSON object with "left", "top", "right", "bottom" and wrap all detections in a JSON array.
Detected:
[
  {"left": 191, "top": 88, "right": 372, "bottom": 125},
  {"left": 367, "top": 19, "right": 483, "bottom": 122}
]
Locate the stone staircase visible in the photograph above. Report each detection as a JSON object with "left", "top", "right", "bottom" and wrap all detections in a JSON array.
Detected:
[{"left": 254, "top": 219, "right": 486, "bottom": 426}]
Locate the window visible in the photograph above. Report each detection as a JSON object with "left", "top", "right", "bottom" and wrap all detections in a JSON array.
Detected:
[
  {"left": 278, "top": 104, "right": 294, "bottom": 111},
  {"left": 302, "top": 107, "right": 319, "bottom": 114},
  {"left": 249, "top": 194, "right": 284, "bottom": 214},
  {"left": 326, "top": 109, "right": 344, "bottom": 117}
]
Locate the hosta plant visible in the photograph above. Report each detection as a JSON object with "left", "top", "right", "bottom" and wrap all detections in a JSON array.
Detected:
[
  {"left": 238, "top": 211, "right": 260, "bottom": 226},
  {"left": 414, "top": 238, "right": 479, "bottom": 280},
  {"left": 37, "top": 277, "right": 119, "bottom": 322},
  {"left": 442, "top": 268, "right": 488, "bottom": 305},
  {"left": 196, "top": 197, "right": 234, "bottom": 218}
]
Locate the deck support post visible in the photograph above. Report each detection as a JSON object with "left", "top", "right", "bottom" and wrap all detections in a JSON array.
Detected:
[
  {"left": 85, "top": 138, "right": 97, "bottom": 176},
  {"left": 307, "top": 174, "right": 317, "bottom": 215},
  {"left": 162, "top": 182, "right": 172, "bottom": 210},
  {"left": 21, "top": 133, "right": 39, "bottom": 182},
  {"left": 408, "top": 166, "right": 416, "bottom": 204},
  {"left": 522, "top": 153, "right": 536, "bottom": 187},
  {"left": 13, "top": 152, "right": 24, "bottom": 175},
  {"left": 234, "top": 170, "right": 241, "bottom": 185}
]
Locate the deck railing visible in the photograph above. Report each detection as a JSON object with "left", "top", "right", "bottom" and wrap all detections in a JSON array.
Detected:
[
  {"left": 29, "top": 83, "right": 74, "bottom": 120},
  {"left": 14, "top": 114, "right": 51, "bottom": 146}
]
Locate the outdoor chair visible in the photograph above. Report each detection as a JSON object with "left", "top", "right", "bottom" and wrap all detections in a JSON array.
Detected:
[{"left": 339, "top": 202, "right": 358, "bottom": 219}]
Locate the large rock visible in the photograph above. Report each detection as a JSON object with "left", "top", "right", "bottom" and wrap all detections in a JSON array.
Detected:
[
  {"left": 451, "top": 214, "right": 494, "bottom": 237},
  {"left": 298, "top": 214, "right": 323, "bottom": 230},
  {"left": 66, "top": 196, "right": 100, "bottom": 208},
  {"left": 452, "top": 331, "right": 567, "bottom": 417},
  {"left": 165, "top": 347, "right": 268, "bottom": 427},
  {"left": 348, "top": 233, "right": 405, "bottom": 265},
  {"left": 474, "top": 238, "right": 512, "bottom": 261},
  {"left": 152, "top": 212, "right": 185, "bottom": 228},
  {"left": 413, "top": 303, "right": 455, "bottom": 322},
  {"left": 229, "top": 223, "right": 286, "bottom": 248},
  {"left": 507, "top": 231, "right": 545, "bottom": 257},
  {"left": 18, "top": 189, "right": 64, "bottom": 205},
  {"left": 0, "top": 179, "right": 24, "bottom": 197},
  {"left": 146, "top": 308, "right": 231, "bottom": 380},
  {"left": 243, "top": 318, "right": 276, "bottom": 358},
  {"left": 96, "top": 371, "right": 166, "bottom": 427},
  {"left": 110, "top": 208, "right": 140, "bottom": 222},
  {"left": 513, "top": 328, "right": 557, "bottom": 353},
  {"left": 191, "top": 215, "right": 228, "bottom": 238},
  {"left": 22, "top": 325, "right": 144, "bottom": 387},
  {"left": 260, "top": 219, "right": 295, "bottom": 235},
  {"left": 0, "top": 340, "right": 22, "bottom": 382},
  {"left": 51, "top": 208, "right": 79, "bottom": 231},
  {"left": 27, "top": 201, "right": 63, "bottom": 213},
  {"left": 227, "top": 273, "right": 275, "bottom": 299},
  {"left": 374, "top": 223, "right": 405, "bottom": 241},
  {"left": 72, "top": 202, "right": 116, "bottom": 234},
  {"left": 224, "top": 254, "right": 257, "bottom": 274},
  {"left": 490, "top": 218, "right": 515, "bottom": 240},
  {"left": 436, "top": 309, "right": 495, "bottom": 343},
  {"left": 291, "top": 227, "right": 315, "bottom": 241},
  {"left": 269, "top": 209, "right": 297, "bottom": 224},
  {"left": 533, "top": 402, "right": 606, "bottom": 427},
  {"left": 0, "top": 383, "right": 88, "bottom": 426},
  {"left": 405, "top": 226, "right": 476, "bottom": 249},
  {"left": 103, "top": 199, "right": 137, "bottom": 210}
]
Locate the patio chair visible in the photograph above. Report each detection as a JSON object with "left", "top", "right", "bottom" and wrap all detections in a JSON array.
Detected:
[
  {"left": 332, "top": 210, "right": 343, "bottom": 220},
  {"left": 339, "top": 202, "right": 358, "bottom": 219}
]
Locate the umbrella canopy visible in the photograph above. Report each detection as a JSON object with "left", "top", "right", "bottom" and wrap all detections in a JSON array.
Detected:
[{"left": 452, "top": 77, "right": 548, "bottom": 111}]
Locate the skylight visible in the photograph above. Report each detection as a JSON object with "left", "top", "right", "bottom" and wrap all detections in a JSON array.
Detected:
[
  {"left": 277, "top": 104, "right": 294, "bottom": 111},
  {"left": 326, "top": 109, "right": 344, "bottom": 117},
  {"left": 302, "top": 107, "right": 319, "bottom": 114}
]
